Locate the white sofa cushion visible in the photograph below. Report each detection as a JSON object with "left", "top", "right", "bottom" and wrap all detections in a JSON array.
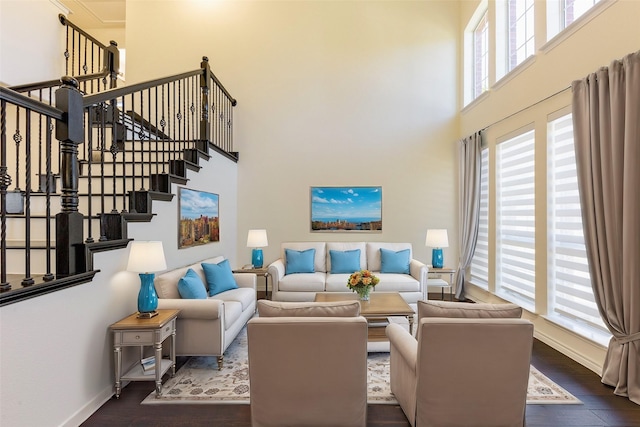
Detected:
[
  {"left": 326, "top": 242, "right": 367, "bottom": 272},
  {"left": 213, "top": 287, "right": 256, "bottom": 311},
  {"left": 281, "top": 242, "right": 327, "bottom": 273},
  {"left": 366, "top": 243, "right": 412, "bottom": 272},
  {"left": 224, "top": 301, "right": 243, "bottom": 330},
  {"left": 374, "top": 273, "right": 421, "bottom": 292},
  {"left": 325, "top": 273, "right": 354, "bottom": 292},
  {"left": 279, "top": 272, "right": 326, "bottom": 292}
]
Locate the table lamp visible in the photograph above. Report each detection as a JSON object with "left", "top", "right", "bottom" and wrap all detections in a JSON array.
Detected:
[
  {"left": 127, "top": 241, "right": 167, "bottom": 318},
  {"left": 425, "top": 229, "right": 449, "bottom": 269},
  {"left": 247, "top": 229, "right": 268, "bottom": 268}
]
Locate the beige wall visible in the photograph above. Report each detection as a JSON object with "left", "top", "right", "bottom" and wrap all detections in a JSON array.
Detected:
[
  {"left": 0, "top": 0, "right": 67, "bottom": 86},
  {"left": 459, "top": 0, "right": 640, "bottom": 374},
  {"left": 0, "top": 3, "right": 239, "bottom": 425},
  {"left": 125, "top": 0, "right": 461, "bottom": 268}
]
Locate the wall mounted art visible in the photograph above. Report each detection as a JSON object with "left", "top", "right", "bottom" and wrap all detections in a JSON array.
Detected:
[
  {"left": 178, "top": 187, "right": 220, "bottom": 248},
  {"left": 310, "top": 186, "right": 382, "bottom": 232}
]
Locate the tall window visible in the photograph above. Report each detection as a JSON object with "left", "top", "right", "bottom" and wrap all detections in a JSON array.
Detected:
[
  {"left": 547, "top": 0, "right": 602, "bottom": 40},
  {"left": 496, "top": 128, "right": 536, "bottom": 311},
  {"left": 473, "top": 11, "right": 489, "bottom": 99},
  {"left": 507, "top": 0, "right": 535, "bottom": 71},
  {"left": 464, "top": 0, "right": 489, "bottom": 105},
  {"left": 470, "top": 147, "right": 489, "bottom": 289},
  {"left": 547, "top": 112, "right": 609, "bottom": 342}
]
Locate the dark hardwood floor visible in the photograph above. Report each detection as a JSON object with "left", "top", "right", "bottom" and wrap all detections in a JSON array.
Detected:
[
  {"left": 82, "top": 339, "right": 639, "bottom": 427},
  {"left": 83, "top": 293, "right": 639, "bottom": 426}
]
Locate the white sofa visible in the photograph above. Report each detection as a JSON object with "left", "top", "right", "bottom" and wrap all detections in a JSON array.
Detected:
[
  {"left": 267, "top": 242, "right": 427, "bottom": 311},
  {"left": 153, "top": 256, "right": 257, "bottom": 369}
]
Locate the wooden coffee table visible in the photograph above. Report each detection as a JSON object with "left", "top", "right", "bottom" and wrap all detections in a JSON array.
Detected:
[{"left": 314, "top": 292, "right": 414, "bottom": 342}]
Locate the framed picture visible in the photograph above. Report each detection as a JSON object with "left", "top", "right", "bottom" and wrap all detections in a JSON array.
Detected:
[
  {"left": 178, "top": 187, "right": 220, "bottom": 248},
  {"left": 310, "top": 186, "right": 382, "bottom": 232}
]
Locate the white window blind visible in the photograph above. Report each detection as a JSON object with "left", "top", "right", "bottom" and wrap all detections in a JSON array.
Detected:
[
  {"left": 547, "top": 113, "right": 609, "bottom": 338},
  {"left": 470, "top": 147, "right": 489, "bottom": 288},
  {"left": 496, "top": 128, "right": 536, "bottom": 310}
]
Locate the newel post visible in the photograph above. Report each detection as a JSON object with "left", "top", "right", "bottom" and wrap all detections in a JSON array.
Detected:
[
  {"left": 106, "top": 40, "right": 120, "bottom": 89},
  {"left": 198, "top": 56, "right": 212, "bottom": 149},
  {"left": 55, "top": 76, "right": 85, "bottom": 277}
]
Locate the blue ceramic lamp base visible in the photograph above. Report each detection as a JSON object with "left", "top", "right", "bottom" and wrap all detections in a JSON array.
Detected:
[
  {"left": 252, "top": 248, "right": 264, "bottom": 269},
  {"left": 431, "top": 248, "right": 444, "bottom": 269},
  {"left": 137, "top": 272, "right": 159, "bottom": 318}
]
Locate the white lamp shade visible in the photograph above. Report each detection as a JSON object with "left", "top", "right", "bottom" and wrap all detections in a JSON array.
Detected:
[
  {"left": 127, "top": 241, "right": 167, "bottom": 273},
  {"left": 247, "top": 229, "right": 268, "bottom": 248},
  {"left": 425, "top": 229, "right": 449, "bottom": 248}
]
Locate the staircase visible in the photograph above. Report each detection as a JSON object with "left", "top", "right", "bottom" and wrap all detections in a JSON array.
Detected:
[{"left": 0, "top": 15, "right": 237, "bottom": 306}]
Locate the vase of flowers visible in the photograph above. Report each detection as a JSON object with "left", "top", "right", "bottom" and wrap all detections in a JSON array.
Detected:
[{"left": 347, "top": 270, "right": 380, "bottom": 301}]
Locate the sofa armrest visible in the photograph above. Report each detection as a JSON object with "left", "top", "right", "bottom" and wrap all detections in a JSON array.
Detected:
[
  {"left": 267, "top": 259, "right": 285, "bottom": 280},
  {"left": 157, "top": 298, "right": 223, "bottom": 320},
  {"left": 267, "top": 259, "right": 285, "bottom": 292},
  {"left": 233, "top": 272, "right": 257, "bottom": 290},
  {"left": 410, "top": 259, "right": 428, "bottom": 295},
  {"left": 386, "top": 322, "right": 418, "bottom": 373},
  {"left": 386, "top": 322, "right": 419, "bottom": 425}
]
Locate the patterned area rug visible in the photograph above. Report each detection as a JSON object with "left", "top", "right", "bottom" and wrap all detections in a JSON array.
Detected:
[{"left": 142, "top": 327, "right": 581, "bottom": 405}]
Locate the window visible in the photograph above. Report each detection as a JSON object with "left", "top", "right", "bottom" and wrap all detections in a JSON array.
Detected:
[
  {"left": 547, "top": 0, "right": 602, "bottom": 40},
  {"left": 496, "top": 0, "right": 535, "bottom": 79},
  {"left": 507, "top": 0, "right": 535, "bottom": 71},
  {"left": 470, "top": 147, "right": 489, "bottom": 289},
  {"left": 496, "top": 128, "right": 536, "bottom": 311},
  {"left": 547, "top": 112, "right": 610, "bottom": 343},
  {"left": 464, "top": 0, "right": 489, "bottom": 105},
  {"left": 473, "top": 11, "right": 489, "bottom": 99}
]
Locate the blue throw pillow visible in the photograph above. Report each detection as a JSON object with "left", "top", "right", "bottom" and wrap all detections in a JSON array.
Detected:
[
  {"left": 202, "top": 259, "right": 238, "bottom": 296},
  {"left": 177, "top": 268, "right": 208, "bottom": 299},
  {"left": 330, "top": 249, "right": 361, "bottom": 274},
  {"left": 380, "top": 248, "right": 410, "bottom": 274},
  {"left": 285, "top": 248, "right": 316, "bottom": 274}
]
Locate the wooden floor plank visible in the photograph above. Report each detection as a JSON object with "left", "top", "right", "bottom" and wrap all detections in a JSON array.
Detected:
[{"left": 81, "top": 338, "right": 639, "bottom": 427}]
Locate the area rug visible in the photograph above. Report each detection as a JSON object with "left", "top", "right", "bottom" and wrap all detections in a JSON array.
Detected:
[{"left": 142, "top": 327, "right": 581, "bottom": 405}]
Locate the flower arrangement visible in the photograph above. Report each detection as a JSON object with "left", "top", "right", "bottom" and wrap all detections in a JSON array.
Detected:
[{"left": 347, "top": 270, "right": 380, "bottom": 300}]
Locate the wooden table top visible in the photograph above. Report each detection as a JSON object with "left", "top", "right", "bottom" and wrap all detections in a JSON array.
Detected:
[
  {"left": 314, "top": 292, "right": 414, "bottom": 317},
  {"left": 110, "top": 309, "right": 180, "bottom": 330}
]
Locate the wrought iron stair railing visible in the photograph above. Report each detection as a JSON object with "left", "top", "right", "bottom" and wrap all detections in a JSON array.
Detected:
[{"left": 0, "top": 55, "right": 236, "bottom": 307}]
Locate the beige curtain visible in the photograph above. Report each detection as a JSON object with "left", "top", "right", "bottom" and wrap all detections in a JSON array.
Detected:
[
  {"left": 572, "top": 50, "right": 640, "bottom": 405},
  {"left": 455, "top": 131, "right": 482, "bottom": 300}
]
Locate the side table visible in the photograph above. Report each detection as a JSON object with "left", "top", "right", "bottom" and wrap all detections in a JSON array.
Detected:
[
  {"left": 109, "top": 309, "right": 180, "bottom": 398},
  {"left": 427, "top": 267, "right": 456, "bottom": 301},
  {"left": 233, "top": 267, "right": 270, "bottom": 299}
]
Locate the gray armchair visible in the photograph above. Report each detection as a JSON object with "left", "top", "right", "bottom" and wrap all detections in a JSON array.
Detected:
[
  {"left": 386, "top": 301, "right": 534, "bottom": 427},
  {"left": 247, "top": 301, "right": 368, "bottom": 427}
]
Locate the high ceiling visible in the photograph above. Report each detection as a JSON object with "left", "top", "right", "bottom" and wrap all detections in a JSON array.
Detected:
[{"left": 59, "top": 0, "right": 125, "bottom": 29}]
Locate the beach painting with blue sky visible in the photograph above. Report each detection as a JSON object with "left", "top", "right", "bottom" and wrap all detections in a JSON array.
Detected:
[{"left": 310, "top": 186, "right": 382, "bottom": 232}]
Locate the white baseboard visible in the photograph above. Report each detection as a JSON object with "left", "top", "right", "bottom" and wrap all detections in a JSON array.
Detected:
[
  {"left": 465, "top": 285, "right": 606, "bottom": 376},
  {"left": 60, "top": 385, "right": 114, "bottom": 427},
  {"left": 533, "top": 329, "right": 604, "bottom": 376}
]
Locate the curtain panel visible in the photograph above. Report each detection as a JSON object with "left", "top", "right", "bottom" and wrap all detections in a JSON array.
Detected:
[
  {"left": 571, "top": 50, "right": 640, "bottom": 405},
  {"left": 455, "top": 131, "right": 482, "bottom": 300}
]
